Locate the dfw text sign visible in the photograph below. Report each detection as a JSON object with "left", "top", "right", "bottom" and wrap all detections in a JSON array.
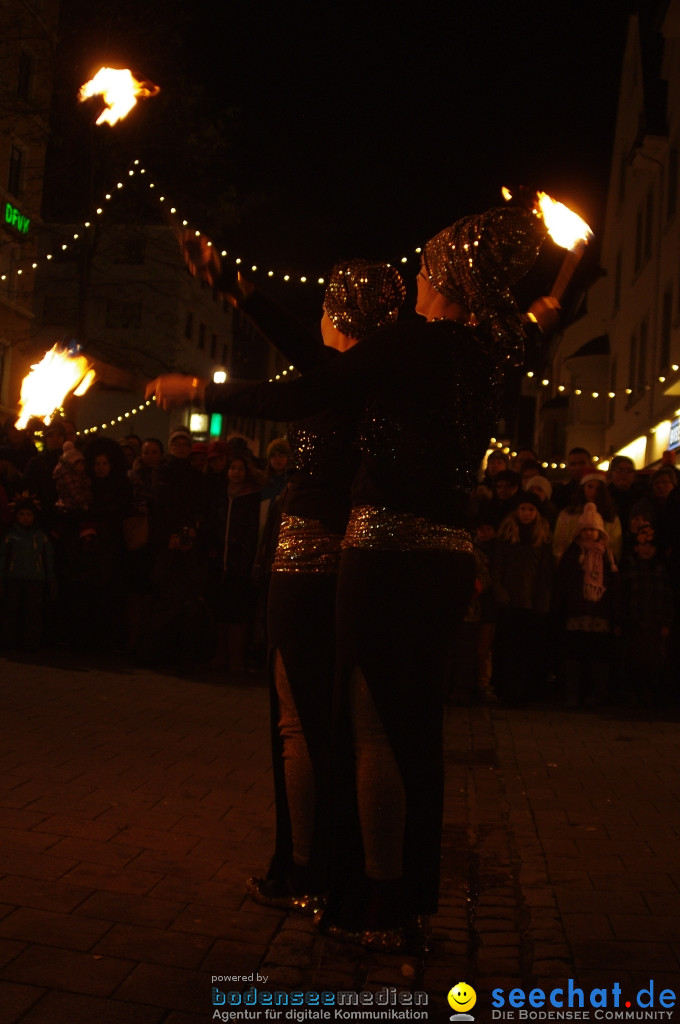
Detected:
[{"left": 4, "top": 202, "right": 30, "bottom": 235}]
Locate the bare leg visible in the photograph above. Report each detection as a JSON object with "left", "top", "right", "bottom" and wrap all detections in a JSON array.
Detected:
[{"left": 275, "top": 651, "right": 315, "bottom": 866}]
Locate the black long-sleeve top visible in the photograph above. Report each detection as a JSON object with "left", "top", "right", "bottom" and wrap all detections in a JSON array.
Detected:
[
  {"left": 206, "top": 318, "right": 500, "bottom": 530},
  {"left": 220, "top": 292, "right": 361, "bottom": 535}
]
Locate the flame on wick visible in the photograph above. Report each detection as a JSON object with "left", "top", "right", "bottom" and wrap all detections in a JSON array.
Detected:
[
  {"left": 502, "top": 187, "right": 592, "bottom": 250},
  {"left": 79, "top": 67, "right": 159, "bottom": 126},
  {"left": 537, "top": 193, "right": 592, "bottom": 250},
  {"left": 16, "top": 345, "right": 95, "bottom": 430}
]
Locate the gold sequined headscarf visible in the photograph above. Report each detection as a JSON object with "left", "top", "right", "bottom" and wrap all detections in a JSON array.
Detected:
[
  {"left": 324, "top": 260, "right": 406, "bottom": 341},
  {"left": 423, "top": 203, "right": 548, "bottom": 365}
]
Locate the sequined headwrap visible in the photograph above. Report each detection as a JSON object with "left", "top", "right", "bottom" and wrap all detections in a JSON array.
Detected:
[
  {"left": 422, "top": 203, "right": 548, "bottom": 365},
  {"left": 324, "top": 260, "right": 406, "bottom": 341}
]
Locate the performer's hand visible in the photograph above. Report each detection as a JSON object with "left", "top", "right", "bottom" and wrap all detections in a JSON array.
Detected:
[
  {"left": 145, "top": 374, "right": 207, "bottom": 409},
  {"left": 526, "top": 296, "right": 561, "bottom": 335}
]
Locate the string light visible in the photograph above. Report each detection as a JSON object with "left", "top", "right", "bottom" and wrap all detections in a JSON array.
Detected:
[
  {"left": 524, "top": 363, "right": 680, "bottom": 400},
  {"left": 9, "top": 159, "right": 423, "bottom": 287},
  {"left": 16, "top": 158, "right": 680, "bottom": 462},
  {"left": 78, "top": 397, "right": 156, "bottom": 436}
]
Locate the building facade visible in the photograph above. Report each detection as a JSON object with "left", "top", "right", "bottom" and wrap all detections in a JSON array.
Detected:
[
  {"left": 536, "top": 2, "right": 680, "bottom": 472},
  {"left": 32, "top": 220, "right": 291, "bottom": 451},
  {"left": 0, "top": 0, "right": 59, "bottom": 415}
]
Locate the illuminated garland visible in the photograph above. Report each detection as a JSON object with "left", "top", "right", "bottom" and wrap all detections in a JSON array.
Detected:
[
  {"left": 525, "top": 366, "right": 680, "bottom": 400},
  {"left": 24, "top": 160, "right": 671, "bottom": 463},
  {"left": 77, "top": 362, "right": 299, "bottom": 435},
  {"left": 78, "top": 397, "right": 156, "bottom": 435},
  {"left": 12, "top": 160, "right": 421, "bottom": 285}
]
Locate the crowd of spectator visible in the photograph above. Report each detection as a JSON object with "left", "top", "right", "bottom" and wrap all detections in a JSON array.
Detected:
[
  {"left": 457, "top": 446, "right": 680, "bottom": 710},
  {"left": 0, "top": 416, "right": 289, "bottom": 672},
  {"left": 1, "top": 418, "right": 678, "bottom": 710}
]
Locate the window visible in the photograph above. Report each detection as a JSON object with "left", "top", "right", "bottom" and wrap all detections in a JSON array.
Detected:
[
  {"left": 7, "top": 146, "right": 23, "bottom": 198},
  {"left": 105, "top": 300, "right": 142, "bottom": 329}
]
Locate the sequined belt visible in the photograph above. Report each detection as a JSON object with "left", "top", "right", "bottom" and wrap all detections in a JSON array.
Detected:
[
  {"left": 342, "top": 505, "right": 474, "bottom": 554},
  {"left": 271, "top": 514, "right": 343, "bottom": 574}
]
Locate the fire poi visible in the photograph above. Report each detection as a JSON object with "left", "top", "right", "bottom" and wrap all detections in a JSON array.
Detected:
[
  {"left": 79, "top": 67, "right": 160, "bottom": 126},
  {"left": 15, "top": 345, "right": 95, "bottom": 430},
  {"left": 503, "top": 187, "right": 593, "bottom": 302}
]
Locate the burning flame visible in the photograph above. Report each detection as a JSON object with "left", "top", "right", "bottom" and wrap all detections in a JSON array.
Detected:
[
  {"left": 537, "top": 193, "right": 592, "bottom": 250},
  {"left": 16, "top": 345, "right": 95, "bottom": 430},
  {"left": 79, "top": 67, "right": 159, "bottom": 126},
  {"left": 502, "top": 187, "right": 592, "bottom": 250}
]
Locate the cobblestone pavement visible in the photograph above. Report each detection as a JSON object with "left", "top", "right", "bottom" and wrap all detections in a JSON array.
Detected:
[{"left": 0, "top": 650, "right": 678, "bottom": 1024}]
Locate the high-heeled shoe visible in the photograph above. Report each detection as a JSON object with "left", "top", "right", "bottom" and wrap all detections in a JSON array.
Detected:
[
  {"left": 321, "top": 921, "right": 406, "bottom": 953},
  {"left": 246, "top": 876, "right": 325, "bottom": 916}
]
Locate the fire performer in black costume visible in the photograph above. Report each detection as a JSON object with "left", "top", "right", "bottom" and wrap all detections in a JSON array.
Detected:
[
  {"left": 151, "top": 260, "right": 406, "bottom": 910},
  {"left": 149, "top": 195, "right": 550, "bottom": 951}
]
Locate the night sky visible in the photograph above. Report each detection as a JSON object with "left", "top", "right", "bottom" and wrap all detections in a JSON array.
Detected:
[
  {"left": 53, "top": 0, "right": 662, "bottom": 317},
  {"left": 188, "top": 0, "right": 635, "bottom": 266}
]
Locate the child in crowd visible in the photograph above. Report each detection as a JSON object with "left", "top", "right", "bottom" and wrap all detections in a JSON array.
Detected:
[
  {"left": 620, "top": 525, "right": 674, "bottom": 706},
  {"left": 491, "top": 493, "right": 554, "bottom": 706},
  {"left": 553, "top": 502, "right": 620, "bottom": 709},
  {"left": 53, "top": 442, "right": 92, "bottom": 512},
  {"left": 623, "top": 499, "right": 655, "bottom": 560},
  {"left": 0, "top": 495, "right": 56, "bottom": 650}
]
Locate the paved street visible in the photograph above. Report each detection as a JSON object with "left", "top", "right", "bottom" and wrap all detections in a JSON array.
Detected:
[{"left": 0, "top": 650, "right": 678, "bottom": 1024}]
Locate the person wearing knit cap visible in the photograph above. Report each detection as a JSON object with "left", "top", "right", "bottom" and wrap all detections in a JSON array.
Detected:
[
  {"left": 266, "top": 436, "right": 290, "bottom": 459},
  {"left": 554, "top": 501, "right": 620, "bottom": 708},
  {"left": 553, "top": 473, "right": 622, "bottom": 564},
  {"left": 527, "top": 474, "right": 552, "bottom": 501},
  {"left": 168, "top": 429, "right": 192, "bottom": 450},
  {"left": 526, "top": 474, "right": 559, "bottom": 529},
  {"left": 147, "top": 194, "right": 553, "bottom": 950},
  {"left": 262, "top": 437, "right": 290, "bottom": 509},
  {"left": 258, "top": 437, "right": 291, "bottom": 556}
]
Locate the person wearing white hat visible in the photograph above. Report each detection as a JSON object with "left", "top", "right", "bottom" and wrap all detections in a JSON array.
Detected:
[
  {"left": 554, "top": 502, "right": 620, "bottom": 708},
  {"left": 553, "top": 473, "right": 622, "bottom": 564}
]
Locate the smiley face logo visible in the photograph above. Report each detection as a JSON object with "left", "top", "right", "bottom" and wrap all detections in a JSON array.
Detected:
[{"left": 448, "top": 983, "right": 477, "bottom": 1014}]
